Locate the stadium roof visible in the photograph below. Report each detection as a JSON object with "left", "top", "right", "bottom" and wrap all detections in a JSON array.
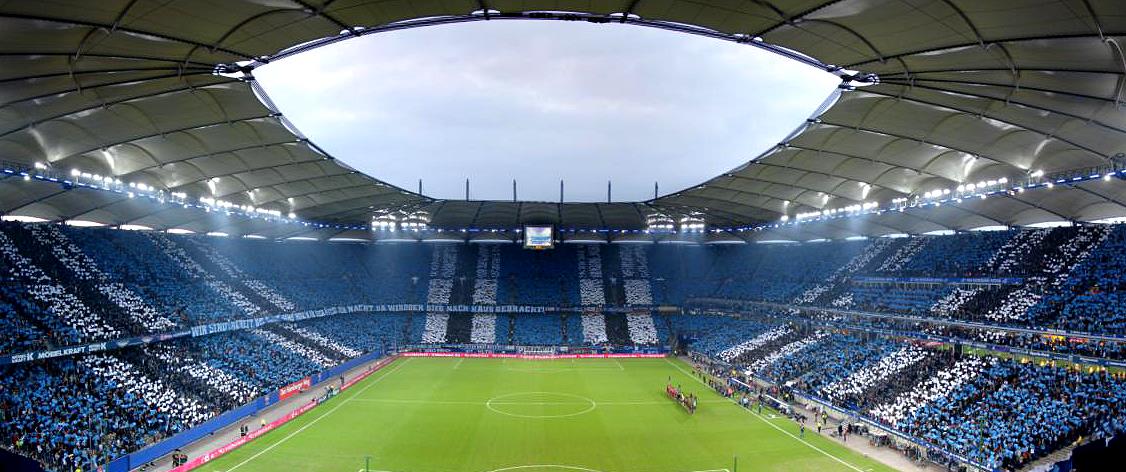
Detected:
[{"left": 1, "top": 0, "right": 1125, "bottom": 241}]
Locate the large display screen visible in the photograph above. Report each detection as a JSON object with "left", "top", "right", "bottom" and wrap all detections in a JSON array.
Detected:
[{"left": 523, "top": 225, "right": 555, "bottom": 249}]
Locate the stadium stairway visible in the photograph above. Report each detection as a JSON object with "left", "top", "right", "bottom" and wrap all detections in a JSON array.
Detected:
[
  {"left": 445, "top": 313, "right": 473, "bottom": 344},
  {"left": 560, "top": 313, "right": 572, "bottom": 344},
  {"left": 502, "top": 277, "right": 518, "bottom": 304},
  {"left": 403, "top": 313, "right": 415, "bottom": 343},
  {"left": 603, "top": 313, "right": 631, "bottom": 345},
  {"left": 440, "top": 246, "right": 487, "bottom": 344},
  {"left": 1018, "top": 443, "right": 1078, "bottom": 472}
]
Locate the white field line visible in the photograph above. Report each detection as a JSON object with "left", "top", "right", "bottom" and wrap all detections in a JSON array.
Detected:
[
  {"left": 663, "top": 358, "right": 866, "bottom": 472},
  {"left": 348, "top": 398, "right": 729, "bottom": 406},
  {"left": 355, "top": 469, "right": 730, "bottom": 472},
  {"left": 225, "top": 358, "right": 412, "bottom": 472},
  {"left": 454, "top": 357, "right": 465, "bottom": 369}
]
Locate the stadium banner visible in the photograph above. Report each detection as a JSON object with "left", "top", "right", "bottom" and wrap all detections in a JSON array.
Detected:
[
  {"left": 189, "top": 304, "right": 555, "bottom": 338},
  {"left": 400, "top": 352, "right": 666, "bottom": 359},
  {"left": 0, "top": 331, "right": 189, "bottom": 366},
  {"left": 759, "top": 311, "right": 1126, "bottom": 369},
  {"left": 278, "top": 377, "right": 311, "bottom": 401},
  {"left": 2, "top": 303, "right": 659, "bottom": 366},
  {"left": 850, "top": 276, "right": 1024, "bottom": 285}
]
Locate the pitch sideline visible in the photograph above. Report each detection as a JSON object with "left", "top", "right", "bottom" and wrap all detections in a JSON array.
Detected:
[
  {"left": 353, "top": 467, "right": 733, "bottom": 472},
  {"left": 224, "top": 357, "right": 413, "bottom": 472}
]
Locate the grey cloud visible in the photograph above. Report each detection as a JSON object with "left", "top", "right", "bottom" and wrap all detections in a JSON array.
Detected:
[{"left": 256, "top": 21, "right": 838, "bottom": 202}]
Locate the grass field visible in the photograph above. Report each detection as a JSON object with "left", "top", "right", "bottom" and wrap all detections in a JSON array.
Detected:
[{"left": 203, "top": 357, "right": 898, "bottom": 472}]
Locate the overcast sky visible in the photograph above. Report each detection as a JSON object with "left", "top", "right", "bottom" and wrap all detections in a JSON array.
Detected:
[{"left": 255, "top": 21, "right": 839, "bottom": 202}]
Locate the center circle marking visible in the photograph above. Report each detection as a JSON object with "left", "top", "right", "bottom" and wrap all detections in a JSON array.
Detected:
[
  {"left": 485, "top": 392, "right": 597, "bottom": 418},
  {"left": 482, "top": 466, "right": 605, "bottom": 472}
]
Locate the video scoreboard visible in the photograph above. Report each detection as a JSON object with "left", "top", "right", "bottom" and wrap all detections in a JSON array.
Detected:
[{"left": 523, "top": 225, "right": 554, "bottom": 250}]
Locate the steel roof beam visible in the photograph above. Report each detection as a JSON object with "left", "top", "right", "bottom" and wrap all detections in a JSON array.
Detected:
[
  {"left": 846, "top": 32, "right": 1126, "bottom": 69},
  {"left": 860, "top": 87, "right": 1112, "bottom": 159},
  {"left": 0, "top": 12, "right": 258, "bottom": 61}
]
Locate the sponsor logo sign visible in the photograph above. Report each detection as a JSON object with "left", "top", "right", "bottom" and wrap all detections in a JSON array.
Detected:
[{"left": 278, "top": 377, "right": 310, "bottom": 401}]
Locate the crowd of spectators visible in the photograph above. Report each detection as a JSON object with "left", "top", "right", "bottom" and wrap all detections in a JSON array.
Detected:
[
  {"left": 681, "top": 314, "right": 1126, "bottom": 471},
  {"left": 746, "top": 331, "right": 827, "bottom": 375},
  {"left": 716, "top": 325, "right": 793, "bottom": 363},
  {"left": 5, "top": 221, "right": 1123, "bottom": 356},
  {"left": 818, "top": 345, "right": 929, "bottom": 407},
  {"left": 580, "top": 311, "right": 609, "bottom": 344},
  {"left": 793, "top": 238, "right": 895, "bottom": 305},
  {"left": 875, "top": 237, "right": 927, "bottom": 273},
  {"left": 761, "top": 333, "right": 900, "bottom": 392},
  {"left": 79, "top": 354, "right": 212, "bottom": 427},
  {"left": 421, "top": 313, "right": 449, "bottom": 343},
  {"left": 4, "top": 220, "right": 1126, "bottom": 471},
  {"left": 512, "top": 314, "right": 564, "bottom": 345},
  {"left": 1, "top": 359, "right": 181, "bottom": 472},
  {"left": 577, "top": 245, "right": 606, "bottom": 306},
  {"left": 667, "top": 314, "right": 774, "bottom": 356},
  {"left": 779, "top": 225, "right": 1125, "bottom": 357},
  {"left": 63, "top": 228, "right": 239, "bottom": 324},
  {"left": 625, "top": 312, "right": 660, "bottom": 344},
  {"left": 869, "top": 356, "right": 993, "bottom": 426},
  {"left": 0, "top": 228, "right": 120, "bottom": 346},
  {"left": 29, "top": 225, "right": 177, "bottom": 333},
  {"left": 248, "top": 328, "right": 338, "bottom": 368},
  {"left": 142, "top": 344, "right": 258, "bottom": 409},
  {"left": 470, "top": 315, "right": 498, "bottom": 344},
  {"left": 276, "top": 324, "right": 361, "bottom": 358},
  {"left": 1032, "top": 225, "right": 1126, "bottom": 335},
  {"left": 897, "top": 359, "right": 1126, "bottom": 470},
  {"left": 296, "top": 313, "right": 408, "bottom": 354}
]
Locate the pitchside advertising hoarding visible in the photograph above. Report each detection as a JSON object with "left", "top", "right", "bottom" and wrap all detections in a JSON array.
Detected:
[
  {"left": 278, "top": 377, "right": 311, "bottom": 401},
  {"left": 399, "top": 352, "right": 667, "bottom": 359}
]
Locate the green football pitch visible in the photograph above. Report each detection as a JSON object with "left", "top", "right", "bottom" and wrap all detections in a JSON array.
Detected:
[{"left": 203, "top": 357, "right": 898, "bottom": 472}]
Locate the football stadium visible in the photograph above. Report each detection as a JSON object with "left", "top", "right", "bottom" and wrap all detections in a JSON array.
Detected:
[{"left": 2, "top": 2, "right": 1126, "bottom": 472}]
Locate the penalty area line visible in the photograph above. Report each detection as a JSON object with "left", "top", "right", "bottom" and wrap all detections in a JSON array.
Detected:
[
  {"left": 224, "top": 358, "right": 411, "bottom": 472},
  {"left": 663, "top": 358, "right": 866, "bottom": 472}
]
